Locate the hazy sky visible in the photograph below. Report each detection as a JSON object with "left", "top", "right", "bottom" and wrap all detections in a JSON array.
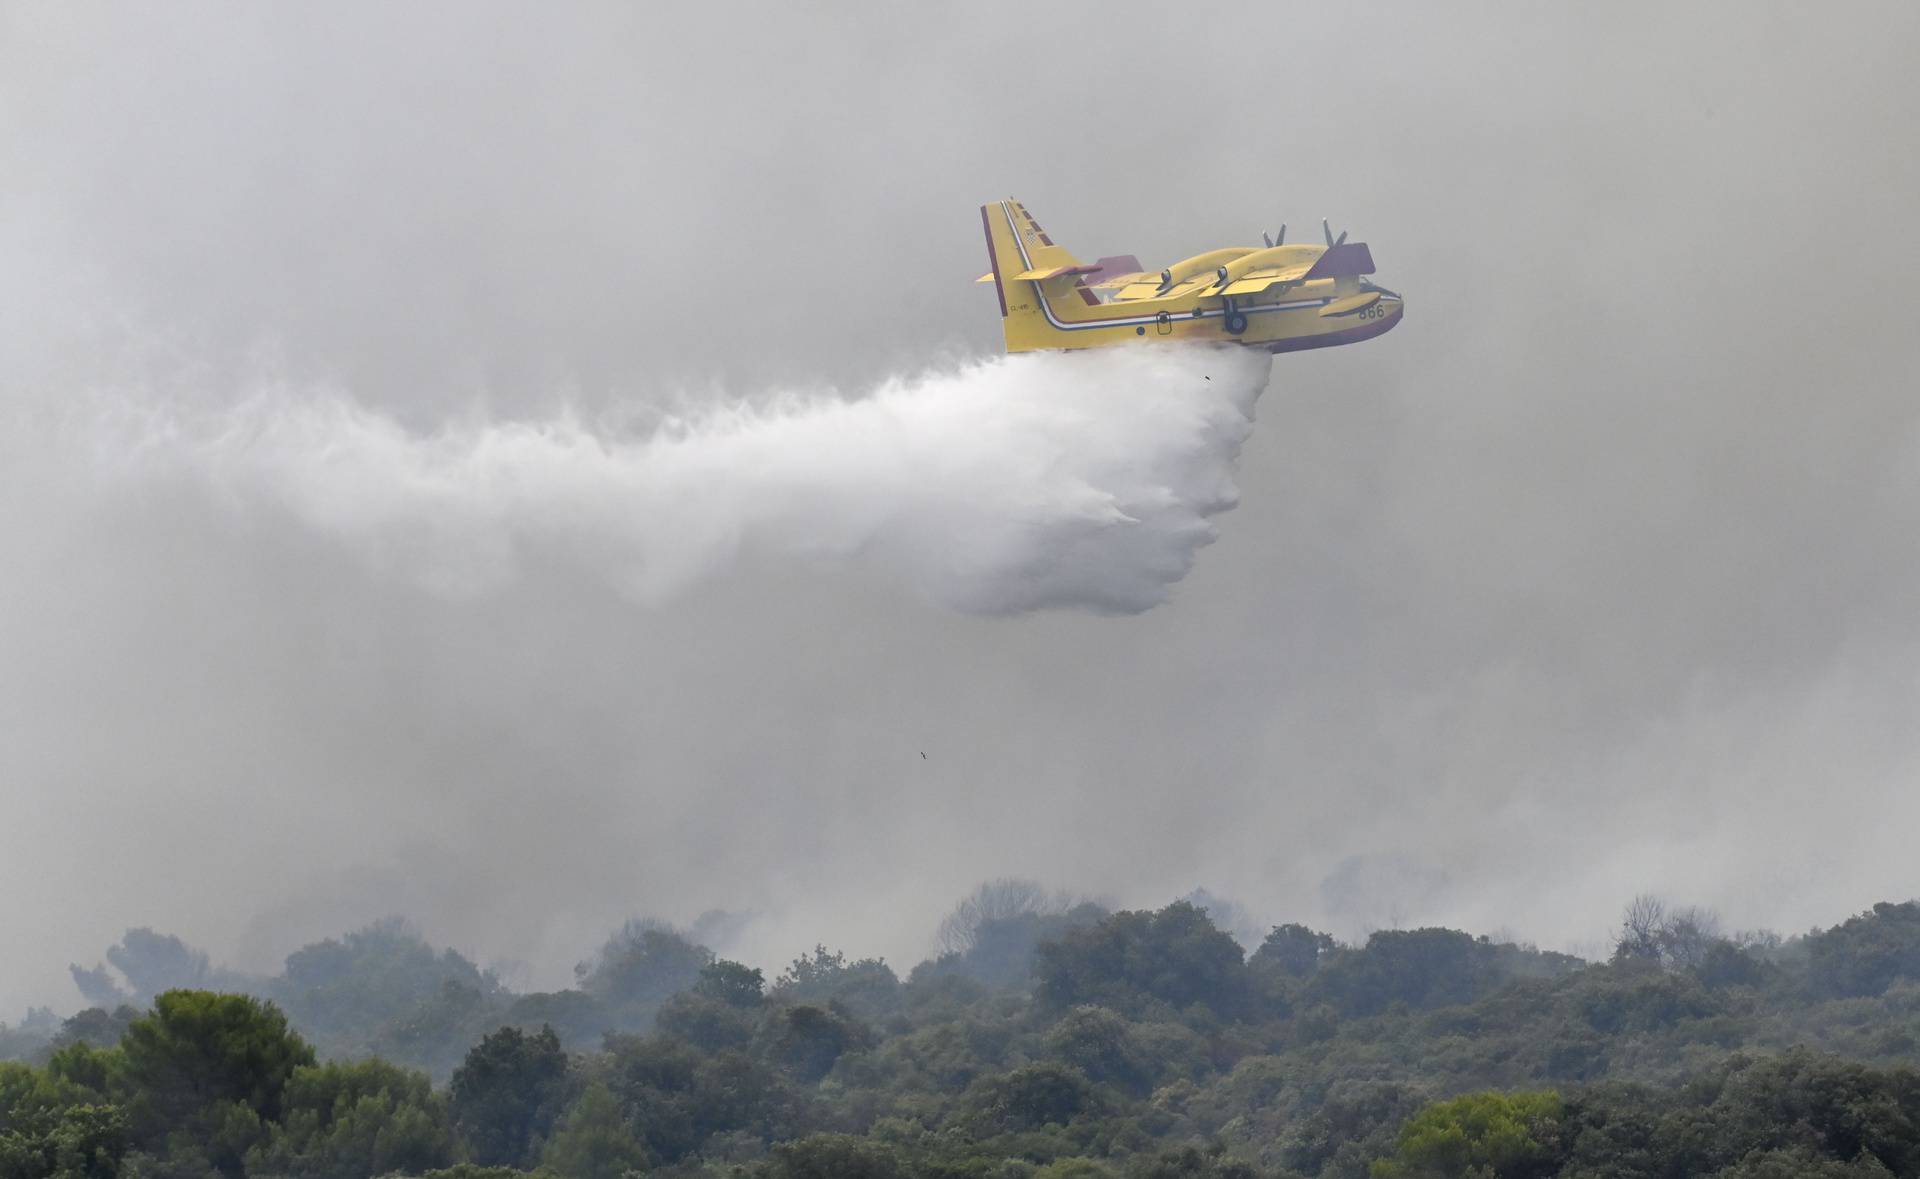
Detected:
[{"left": 4, "top": 3, "right": 1919, "bottom": 1014}]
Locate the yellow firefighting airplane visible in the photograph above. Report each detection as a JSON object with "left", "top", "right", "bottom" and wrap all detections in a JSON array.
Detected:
[{"left": 978, "top": 199, "right": 1403, "bottom": 354}]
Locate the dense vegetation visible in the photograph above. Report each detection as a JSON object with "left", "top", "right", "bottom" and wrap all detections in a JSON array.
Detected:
[{"left": 7, "top": 889, "right": 1920, "bottom": 1178}]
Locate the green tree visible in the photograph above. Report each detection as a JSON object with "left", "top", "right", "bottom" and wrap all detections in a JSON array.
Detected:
[
  {"left": 370, "top": 979, "right": 506, "bottom": 1081},
  {"left": 1251, "top": 924, "right": 1336, "bottom": 979},
  {"left": 1309, "top": 929, "right": 1500, "bottom": 1018},
  {"left": 118, "top": 989, "right": 314, "bottom": 1170},
  {"left": 539, "top": 1083, "right": 648, "bottom": 1179},
  {"left": 600, "top": 1034, "right": 702, "bottom": 1163},
  {"left": 415, "top": 1166, "right": 557, "bottom": 1179},
  {"left": 1571, "top": 965, "right": 1720, "bottom": 1035},
  {"left": 772, "top": 950, "right": 900, "bottom": 1022},
  {"left": 273, "top": 918, "right": 498, "bottom": 1054},
  {"left": 1044, "top": 1007, "right": 1152, "bottom": 1096},
  {"left": 0, "top": 1103, "right": 128, "bottom": 1179},
  {"left": 1697, "top": 940, "right": 1769, "bottom": 990},
  {"left": 916, "top": 905, "right": 1110, "bottom": 993},
  {"left": 655, "top": 993, "right": 757, "bottom": 1053},
  {"left": 694, "top": 961, "right": 766, "bottom": 1008},
  {"left": 244, "top": 1058, "right": 455, "bottom": 1179},
  {"left": 766, "top": 1132, "right": 901, "bottom": 1179},
  {"left": 1371, "top": 1090, "right": 1563, "bottom": 1179},
  {"left": 1712, "top": 1147, "right": 1897, "bottom": 1177},
  {"left": 0, "top": 1061, "right": 129, "bottom": 1179},
  {"left": 1, "top": 1061, "right": 76, "bottom": 1130},
  {"left": 1805, "top": 902, "right": 1920, "bottom": 999},
  {"left": 366, "top": 979, "right": 510, "bottom": 1090},
  {"left": 448, "top": 1025, "right": 570, "bottom": 1168},
  {"left": 958, "top": 1062, "right": 1101, "bottom": 1135},
  {"left": 761, "top": 1006, "right": 867, "bottom": 1084},
  {"left": 502, "top": 992, "right": 609, "bottom": 1053},
  {"left": 1126, "top": 1143, "right": 1259, "bottom": 1179},
  {"left": 601, "top": 1033, "right": 795, "bottom": 1164},
  {"left": 575, "top": 924, "right": 712, "bottom": 1033},
  {"left": 44, "top": 1043, "right": 118, "bottom": 1098},
  {"left": 1699, "top": 1051, "right": 1920, "bottom": 1175},
  {"left": 1035, "top": 902, "right": 1246, "bottom": 1018},
  {"left": 52, "top": 1010, "right": 139, "bottom": 1053}
]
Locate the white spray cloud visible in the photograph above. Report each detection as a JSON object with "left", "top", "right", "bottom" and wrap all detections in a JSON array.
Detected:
[{"left": 89, "top": 345, "right": 1272, "bottom": 615}]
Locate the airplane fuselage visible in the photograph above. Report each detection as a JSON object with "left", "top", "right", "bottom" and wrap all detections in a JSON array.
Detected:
[
  {"left": 999, "top": 270, "right": 1405, "bottom": 354},
  {"left": 981, "top": 199, "right": 1404, "bottom": 355}
]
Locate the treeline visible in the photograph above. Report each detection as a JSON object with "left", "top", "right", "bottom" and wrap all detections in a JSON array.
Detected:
[{"left": 4, "top": 890, "right": 1920, "bottom": 1178}]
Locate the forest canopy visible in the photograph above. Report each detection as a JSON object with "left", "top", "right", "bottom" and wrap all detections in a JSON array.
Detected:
[{"left": 6, "top": 889, "right": 1920, "bottom": 1179}]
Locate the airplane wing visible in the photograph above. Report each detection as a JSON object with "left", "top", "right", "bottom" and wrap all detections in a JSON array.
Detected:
[
  {"left": 1219, "top": 258, "right": 1321, "bottom": 297},
  {"left": 1219, "top": 242, "right": 1377, "bottom": 297}
]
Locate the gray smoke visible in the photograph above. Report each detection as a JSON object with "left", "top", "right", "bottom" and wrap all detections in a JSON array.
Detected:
[{"left": 3, "top": 2, "right": 1918, "bottom": 1016}]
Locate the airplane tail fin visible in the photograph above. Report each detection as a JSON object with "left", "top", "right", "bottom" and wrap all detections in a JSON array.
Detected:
[{"left": 979, "top": 199, "right": 1087, "bottom": 352}]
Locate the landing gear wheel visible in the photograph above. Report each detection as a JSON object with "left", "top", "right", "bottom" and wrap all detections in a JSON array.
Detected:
[{"left": 1223, "top": 311, "right": 1248, "bottom": 335}]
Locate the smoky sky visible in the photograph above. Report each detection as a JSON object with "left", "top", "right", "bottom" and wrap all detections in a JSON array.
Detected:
[{"left": 4, "top": 2, "right": 1920, "bottom": 1014}]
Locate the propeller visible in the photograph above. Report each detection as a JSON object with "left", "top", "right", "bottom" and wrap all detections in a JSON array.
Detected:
[
  {"left": 1261, "top": 224, "right": 1287, "bottom": 249},
  {"left": 1322, "top": 218, "right": 1347, "bottom": 247}
]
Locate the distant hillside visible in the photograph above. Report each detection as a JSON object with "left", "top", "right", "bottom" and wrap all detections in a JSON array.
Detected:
[{"left": 6, "top": 891, "right": 1920, "bottom": 1177}]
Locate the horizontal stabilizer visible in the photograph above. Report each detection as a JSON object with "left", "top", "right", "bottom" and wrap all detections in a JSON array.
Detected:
[{"left": 1012, "top": 263, "right": 1104, "bottom": 282}]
